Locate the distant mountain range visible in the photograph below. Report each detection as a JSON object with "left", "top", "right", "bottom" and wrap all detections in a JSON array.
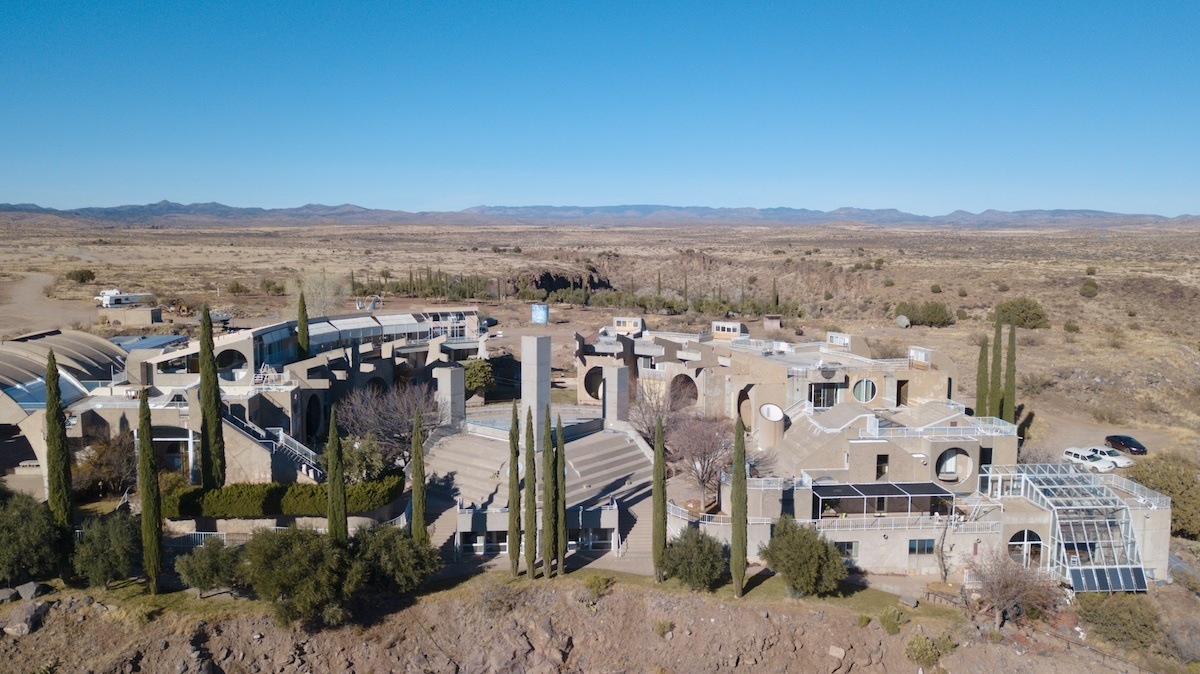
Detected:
[{"left": 0, "top": 200, "right": 1194, "bottom": 228}]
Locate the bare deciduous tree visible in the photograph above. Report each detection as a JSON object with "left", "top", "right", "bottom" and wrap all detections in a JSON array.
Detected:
[
  {"left": 667, "top": 416, "right": 732, "bottom": 507},
  {"left": 967, "top": 545, "right": 1060, "bottom": 630},
  {"left": 628, "top": 377, "right": 689, "bottom": 440},
  {"left": 335, "top": 384, "right": 439, "bottom": 466},
  {"left": 292, "top": 269, "right": 347, "bottom": 318}
]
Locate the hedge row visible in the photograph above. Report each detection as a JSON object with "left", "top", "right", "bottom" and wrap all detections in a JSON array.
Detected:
[{"left": 163, "top": 475, "right": 404, "bottom": 519}]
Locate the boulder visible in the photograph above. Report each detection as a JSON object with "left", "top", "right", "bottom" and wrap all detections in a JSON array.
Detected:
[
  {"left": 15, "top": 581, "right": 47, "bottom": 600},
  {"left": 4, "top": 601, "right": 50, "bottom": 637},
  {"left": 827, "top": 645, "right": 846, "bottom": 660},
  {"left": 0, "top": 588, "right": 16, "bottom": 604}
]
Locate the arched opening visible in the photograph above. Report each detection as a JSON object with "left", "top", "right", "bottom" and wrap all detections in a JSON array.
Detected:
[
  {"left": 215, "top": 349, "right": 248, "bottom": 381},
  {"left": 366, "top": 377, "right": 387, "bottom": 393},
  {"left": 935, "top": 447, "right": 972, "bottom": 484},
  {"left": 1009, "top": 530, "right": 1042, "bottom": 568},
  {"left": 669, "top": 374, "right": 698, "bottom": 408},
  {"left": 305, "top": 395, "right": 323, "bottom": 441},
  {"left": 737, "top": 388, "right": 752, "bottom": 426},
  {"left": 583, "top": 367, "right": 604, "bottom": 401}
]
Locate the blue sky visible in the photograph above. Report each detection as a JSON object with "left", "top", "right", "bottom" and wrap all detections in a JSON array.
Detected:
[{"left": 2, "top": 2, "right": 1197, "bottom": 215}]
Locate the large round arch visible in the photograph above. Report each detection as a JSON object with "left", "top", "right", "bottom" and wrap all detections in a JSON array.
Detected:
[
  {"left": 1009, "top": 529, "right": 1042, "bottom": 568},
  {"left": 215, "top": 349, "right": 248, "bottom": 381},
  {"left": 583, "top": 367, "right": 604, "bottom": 401},
  {"left": 669, "top": 374, "right": 698, "bottom": 408},
  {"left": 934, "top": 447, "right": 972, "bottom": 485},
  {"left": 366, "top": 376, "right": 388, "bottom": 393}
]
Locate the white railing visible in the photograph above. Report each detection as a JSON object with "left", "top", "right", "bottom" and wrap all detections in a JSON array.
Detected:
[
  {"left": 718, "top": 470, "right": 798, "bottom": 491},
  {"left": 165, "top": 531, "right": 227, "bottom": 548},
  {"left": 644, "top": 330, "right": 710, "bottom": 343},
  {"left": 813, "top": 514, "right": 970, "bottom": 532},
  {"left": 858, "top": 418, "right": 1017, "bottom": 440},
  {"left": 666, "top": 501, "right": 774, "bottom": 525},
  {"left": 1098, "top": 474, "right": 1171, "bottom": 510}
]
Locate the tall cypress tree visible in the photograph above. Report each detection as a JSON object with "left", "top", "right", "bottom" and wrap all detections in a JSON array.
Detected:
[
  {"left": 138, "top": 389, "right": 162, "bottom": 593},
  {"left": 683, "top": 272, "right": 689, "bottom": 306},
  {"left": 541, "top": 408, "right": 556, "bottom": 579},
  {"left": 523, "top": 408, "right": 537, "bottom": 577},
  {"left": 44, "top": 349, "right": 73, "bottom": 563},
  {"left": 555, "top": 415, "right": 567, "bottom": 575},
  {"left": 771, "top": 277, "right": 779, "bottom": 308},
  {"left": 326, "top": 408, "right": 347, "bottom": 543},
  {"left": 1003, "top": 324, "right": 1018, "bottom": 424},
  {"left": 656, "top": 270, "right": 662, "bottom": 297},
  {"left": 507, "top": 402, "right": 521, "bottom": 576},
  {"left": 974, "top": 335, "right": 990, "bottom": 416},
  {"left": 989, "top": 316, "right": 1004, "bottom": 418},
  {"left": 652, "top": 417, "right": 667, "bottom": 582},
  {"left": 410, "top": 409, "right": 427, "bottom": 546},
  {"left": 730, "top": 416, "right": 748, "bottom": 598},
  {"left": 199, "top": 305, "right": 225, "bottom": 488},
  {"left": 296, "top": 291, "right": 310, "bottom": 358}
]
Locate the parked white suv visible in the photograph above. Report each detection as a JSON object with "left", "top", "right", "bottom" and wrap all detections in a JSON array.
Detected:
[
  {"left": 1088, "top": 446, "right": 1133, "bottom": 468},
  {"left": 1063, "top": 447, "right": 1116, "bottom": 473}
]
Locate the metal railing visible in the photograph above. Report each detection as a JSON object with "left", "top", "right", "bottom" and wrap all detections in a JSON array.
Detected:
[
  {"left": 666, "top": 501, "right": 774, "bottom": 526},
  {"left": 268, "top": 428, "right": 326, "bottom": 481},
  {"left": 165, "top": 531, "right": 227, "bottom": 548},
  {"left": 814, "top": 514, "right": 997, "bottom": 532},
  {"left": 718, "top": 470, "right": 799, "bottom": 491},
  {"left": 644, "top": 330, "right": 711, "bottom": 343},
  {"left": 1098, "top": 473, "right": 1171, "bottom": 510},
  {"left": 858, "top": 417, "right": 1017, "bottom": 439}
]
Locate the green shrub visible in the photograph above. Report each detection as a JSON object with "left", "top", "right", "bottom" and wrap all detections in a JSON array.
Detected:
[
  {"left": 239, "top": 527, "right": 363, "bottom": 628},
  {"left": 1086, "top": 266, "right": 1097, "bottom": 275},
  {"left": 957, "top": 288, "right": 968, "bottom": 297},
  {"left": 353, "top": 525, "right": 441, "bottom": 594},
  {"left": 176, "top": 538, "right": 242, "bottom": 592},
  {"left": 0, "top": 488, "right": 61, "bottom": 585},
  {"left": 226, "top": 281, "right": 251, "bottom": 296},
  {"left": 1075, "top": 592, "right": 1160, "bottom": 652},
  {"left": 894, "top": 300, "right": 955, "bottom": 328},
  {"left": 994, "top": 296, "right": 1049, "bottom": 329},
  {"left": 930, "top": 284, "right": 942, "bottom": 294},
  {"left": 162, "top": 476, "right": 403, "bottom": 519},
  {"left": 1128, "top": 454, "right": 1200, "bottom": 539},
  {"left": 1080, "top": 279, "right": 1098, "bottom": 298},
  {"left": 66, "top": 268, "right": 96, "bottom": 283},
  {"left": 883, "top": 278, "right": 895, "bottom": 287},
  {"left": 464, "top": 359, "right": 495, "bottom": 395},
  {"left": 583, "top": 573, "right": 615, "bottom": 602},
  {"left": 879, "top": 606, "right": 908, "bottom": 635},
  {"left": 1063, "top": 319, "right": 1081, "bottom": 333},
  {"left": 259, "top": 278, "right": 286, "bottom": 295},
  {"left": 759, "top": 515, "right": 847, "bottom": 597},
  {"left": 997, "top": 282, "right": 1010, "bottom": 292},
  {"left": 856, "top": 614, "right": 871, "bottom": 628},
  {"left": 73, "top": 513, "right": 140, "bottom": 589},
  {"left": 904, "top": 635, "right": 941, "bottom": 668},
  {"left": 823, "top": 290, "right": 834, "bottom": 301},
  {"left": 654, "top": 618, "right": 674, "bottom": 637},
  {"left": 662, "top": 527, "right": 726, "bottom": 592}
]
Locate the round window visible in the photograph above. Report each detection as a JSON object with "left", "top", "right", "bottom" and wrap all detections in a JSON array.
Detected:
[{"left": 852, "top": 379, "right": 877, "bottom": 403}]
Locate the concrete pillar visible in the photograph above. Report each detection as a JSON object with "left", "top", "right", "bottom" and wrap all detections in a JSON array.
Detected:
[
  {"left": 521, "top": 335, "right": 551, "bottom": 452},
  {"left": 602, "top": 364, "right": 629, "bottom": 425},
  {"left": 433, "top": 364, "right": 466, "bottom": 427}
]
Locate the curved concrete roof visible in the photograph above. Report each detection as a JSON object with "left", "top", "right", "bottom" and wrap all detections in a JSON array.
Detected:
[{"left": 1, "top": 329, "right": 126, "bottom": 381}]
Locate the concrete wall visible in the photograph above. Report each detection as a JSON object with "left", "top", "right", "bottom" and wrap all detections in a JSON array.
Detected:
[{"left": 1130, "top": 507, "right": 1172, "bottom": 581}]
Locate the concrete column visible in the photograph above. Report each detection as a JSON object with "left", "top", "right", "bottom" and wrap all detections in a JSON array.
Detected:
[
  {"left": 433, "top": 364, "right": 466, "bottom": 427},
  {"left": 521, "top": 335, "right": 551, "bottom": 452},
  {"left": 602, "top": 364, "right": 629, "bottom": 425}
]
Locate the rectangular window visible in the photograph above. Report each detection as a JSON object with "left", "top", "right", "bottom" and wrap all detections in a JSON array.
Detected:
[
  {"left": 835, "top": 541, "right": 859, "bottom": 558},
  {"left": 908, "top": 539, "right": 935, "bottom": 555}
]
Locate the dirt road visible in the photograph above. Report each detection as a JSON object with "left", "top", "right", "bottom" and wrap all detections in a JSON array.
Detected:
[{"left": 0, "top": 272, "right": 97, "bottom": 335}]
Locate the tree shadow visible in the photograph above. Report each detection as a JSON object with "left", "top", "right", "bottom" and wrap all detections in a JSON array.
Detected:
[
  {"left": 1015, "top": 404, "right": 1035, "bottom": 444},
  {"left": 742, "top": 566, "right": 774, "bottom": 595}
]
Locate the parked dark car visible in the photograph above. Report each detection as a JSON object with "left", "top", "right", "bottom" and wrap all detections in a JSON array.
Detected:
[{"left": 1105, "top": 435, "right": 1148, "bottom": 455}]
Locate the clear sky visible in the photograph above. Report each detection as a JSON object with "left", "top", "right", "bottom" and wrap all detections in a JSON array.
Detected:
[{"left": 2, "top": 2, "right": 1197, "bottom": 215}]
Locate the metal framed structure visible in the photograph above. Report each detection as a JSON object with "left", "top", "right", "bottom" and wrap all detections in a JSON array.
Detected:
[
  {"left": 811, "top": 481, "right": 955, "bottom": 518},
  {"left": 981, "top": 464, "right": 1149, "bottom": 592}
]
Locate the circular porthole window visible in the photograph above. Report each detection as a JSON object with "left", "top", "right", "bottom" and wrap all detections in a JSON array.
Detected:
[{"left": 852, "top": 379, "right": 877, "bottom": 403}]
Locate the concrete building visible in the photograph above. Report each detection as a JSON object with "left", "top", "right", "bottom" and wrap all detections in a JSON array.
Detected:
[
  {"left": 573, "top": 317, "right": 1171, "bottom": 592},
  {"left": 0, "top": 308, "right": 488, "bottom": 498}
]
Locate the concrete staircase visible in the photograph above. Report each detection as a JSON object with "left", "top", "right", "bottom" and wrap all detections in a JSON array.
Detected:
[
  {"left": 563, "top": 430, "right": 652, "bottom": 508},
  {"left": 618, "top": 498, "right": 654, "bottom": 558},
  {"left": 425, "top": 434, "right": 511, "bottom": 508}
]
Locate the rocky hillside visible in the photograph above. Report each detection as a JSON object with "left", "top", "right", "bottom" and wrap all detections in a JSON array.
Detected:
[{"left": 0, "top": 574, "right": 1131, "bottom": 674}]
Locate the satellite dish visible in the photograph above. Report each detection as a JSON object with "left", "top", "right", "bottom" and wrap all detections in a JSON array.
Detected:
[
  {"left": 896, "top": 315, "right": 911, "bottom": 328},
  {"left": 759, "top": 403, "right": 784, "bottom": 422}
]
